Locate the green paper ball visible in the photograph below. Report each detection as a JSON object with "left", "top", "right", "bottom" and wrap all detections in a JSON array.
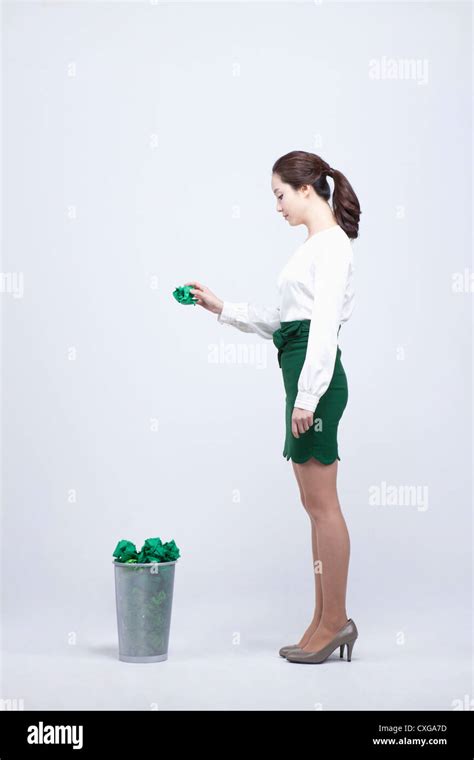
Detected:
[{"left": 173, "top": 285, "right": 197, "bottom": 305}]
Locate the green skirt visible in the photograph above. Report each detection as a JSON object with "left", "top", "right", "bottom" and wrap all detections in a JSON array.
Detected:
[{"left": 272, "top": 320, "right": 348, "bottom": 465}]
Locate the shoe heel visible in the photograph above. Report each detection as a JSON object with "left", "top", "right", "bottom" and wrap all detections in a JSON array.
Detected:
[
  {"left": 339, "top": 644, "right": 344, "bottom": 658},
  {"left": 346, "top": 638, "right": 356, "bottom": 662}
]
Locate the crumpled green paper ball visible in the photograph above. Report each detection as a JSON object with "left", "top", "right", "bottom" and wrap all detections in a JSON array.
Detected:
[
  {"left": 113, "top": 537, "right": 180, "bottom": 564},
  {"left": 113, "top": 540, "right": 139, "bottom": 563},
  {"left": 173, "top": 285, "right": 197, "bottom": 305},
  {"left": 138, "top": 537, "right": 180, "bottom": 563}
]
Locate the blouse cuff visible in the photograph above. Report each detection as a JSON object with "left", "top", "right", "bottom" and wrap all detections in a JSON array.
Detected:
[
  {"left": 217, "top": 301, "right": 244, "bottom": 324},
  {"left": 294, "top": 390, "right": 320, "bottom": 414}
]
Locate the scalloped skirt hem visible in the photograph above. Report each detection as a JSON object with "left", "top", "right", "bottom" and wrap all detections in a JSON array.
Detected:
[{"left": 283, "top": 452, "right": 341, "bottom": 465}]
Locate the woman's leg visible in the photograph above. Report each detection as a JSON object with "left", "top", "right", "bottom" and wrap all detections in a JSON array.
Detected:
[
  {"left": 291, "top": 462, "right": 323, "bottom": 647},
  {"left": 293, "top": 457, "right": 350, "bottom": 652}
]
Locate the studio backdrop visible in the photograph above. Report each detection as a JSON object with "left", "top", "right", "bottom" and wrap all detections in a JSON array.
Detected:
[{"left": 1, "top": 0, "right": 472, "bottom": 710}]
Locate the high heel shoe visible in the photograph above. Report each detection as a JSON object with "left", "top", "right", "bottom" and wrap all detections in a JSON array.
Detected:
[
  {"left": 279, "top": 619, "right": 323, "bottom": 657},
  {"left": 279, "top": 644, "right": 301, "bottom": 658},
  {"left": 285, "top": 618, "right": 358, "bottom": 664}
]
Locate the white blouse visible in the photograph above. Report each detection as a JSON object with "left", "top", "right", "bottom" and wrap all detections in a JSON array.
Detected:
[{"left": 217, "top": 224, "right": 355, "bottom": 413}]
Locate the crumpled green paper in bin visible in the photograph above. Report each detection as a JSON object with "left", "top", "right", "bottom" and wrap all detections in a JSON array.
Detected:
[
  {"left": 113, "top": 537, "right": 180, "bottom": 564},
  {"left": 113, "top": 540, "right": 139, "bottom": 563},
  {"left": 138, "top": 537, "right": 180, "bottom": 563},
  {"left": 173, "top": 285, "right": 197, "bottom": 305}
]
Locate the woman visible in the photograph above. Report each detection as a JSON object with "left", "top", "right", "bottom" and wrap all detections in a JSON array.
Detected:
[{"left": 185, "top": 150, "right": 362, "bottom": 664}]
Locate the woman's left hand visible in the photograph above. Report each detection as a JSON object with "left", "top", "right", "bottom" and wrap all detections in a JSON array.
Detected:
[{"left": 292, "top": 408, "right": 314, "bottom": 438}]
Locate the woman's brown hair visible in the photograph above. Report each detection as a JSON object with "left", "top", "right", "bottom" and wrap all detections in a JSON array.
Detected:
[{"left": 272, "top": 150, "right": 361, "bottom": 240}]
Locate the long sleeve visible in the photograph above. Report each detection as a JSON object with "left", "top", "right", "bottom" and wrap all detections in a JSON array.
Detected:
[
  {"left": 294, "top": 245, "right": 351, "bottom": 413},
  {"left": 217, "top": 300, "right": 281, "bottom": 339}
]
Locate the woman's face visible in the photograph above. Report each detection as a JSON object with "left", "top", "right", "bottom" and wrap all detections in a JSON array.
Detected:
[{"left": 271, "top": 173, "right": 306, "bottom": 226}]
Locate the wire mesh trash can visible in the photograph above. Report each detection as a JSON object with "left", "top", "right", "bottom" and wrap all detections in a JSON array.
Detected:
[{"left": 113, "top": 560, "right": 177, "bottom": 663}]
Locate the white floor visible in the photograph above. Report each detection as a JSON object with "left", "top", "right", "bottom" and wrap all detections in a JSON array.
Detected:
[{"left": 2, "top": 603, "right": 472, "bottom": 711}]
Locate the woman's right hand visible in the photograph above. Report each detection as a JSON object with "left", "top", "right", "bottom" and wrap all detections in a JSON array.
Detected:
[{"left": 183, "top": 281, "right": 224, "bottom": 315}]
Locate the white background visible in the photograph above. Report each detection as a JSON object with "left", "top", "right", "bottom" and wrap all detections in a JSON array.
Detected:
[{"left": 1, "top": 0, "right": 472, "bottom": 710}]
